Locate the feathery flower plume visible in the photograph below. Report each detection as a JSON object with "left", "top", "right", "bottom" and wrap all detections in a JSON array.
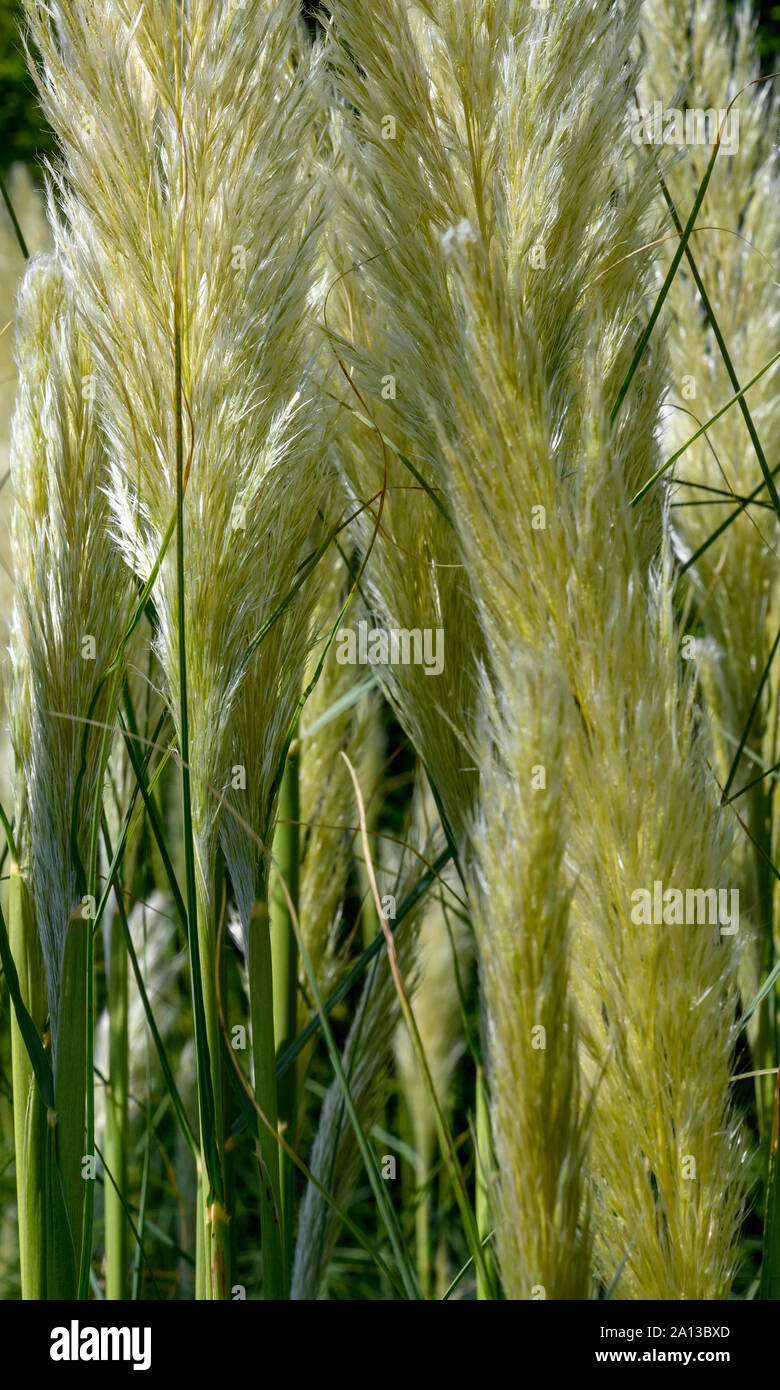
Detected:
[
  {"left": 24, "top": 0, "right": 331, "bottom": 1293},
  {"left": 0, "top": 166, "right": 49, "bottom": 810},
  {"left": 24, "top": 0, "right": 330, "bottom": 928},
  {"left": 327, "top": 0, "right": 746, "bottom": 1296},
  {"left": 10, "top": 252, "right": 130, "bottom": 1057},
  {"left": 10, "top": 251, "right": 132, "bottom": 1296},
  {"left": 323, "top": 111, "right": 482, "bottom": 852},
  {"left": 567, "top": 540, "right": 746, "bottom": 1297},
  {"left": 640, "top": 0, "right": 780, "bottom": 1125},
  {"left": 468, "top": 662, "right": 589, "bottom": 1299},
  {"left": 0, "top": 165, "right": 49, "bottom": 472},
  {"left": 639, "top": 0, "right": 780, "bottom": 798}
]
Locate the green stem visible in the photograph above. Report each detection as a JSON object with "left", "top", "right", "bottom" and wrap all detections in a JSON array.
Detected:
[
  {"left": 172, "top": 249, "right": 227, "bottom": 1298},
  {"left": 751, "top": 781, "right": 777, "bottom": 1138},
  {"left": 48, "top": 913, "right": 88, "bottom": 1299},
  {"left": 760, "top": 1063, "right": 780, "bottom": 1298},
  {"left": 475, "top": 1067, "right": 494, "bottom": 1301},
  {"left": 357, "top": 860, "right": 379, "bottom": 950},
  {"left": 0, "top": 167, "right": 29, "bottom": 259},
  {"left": 270, "top": 741, "right": 299, "bottom": 1282},
  {"left": 249, "top": 893, "right": 284, "bottom": 1299},
  {"left": 195, "top": 870, "right": 231, "bottom": 1299},
  {"left": 413, "top": 1141, "right": 431, "bottom": 1299},
  {"left": 357, "top": 711, "right": 382, "bottom": 951},
  {"left": 435, "top": 1167, "right": 449, "bottom": 1300},
  {"left": 195, "top": 1164, "right": 206, "bottom": 1300},
  {"left": 104, "top": 909, "right": 128, "bottom": 1298},
  {"left": 9, "top": 863, "right": 46, "bottom": 1298}
]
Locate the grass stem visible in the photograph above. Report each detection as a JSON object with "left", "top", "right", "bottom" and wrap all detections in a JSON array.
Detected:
[
  {"left": 104, "top": 907, "right": 129, "bottom": 1298},
  {"left": 270, "top": 741, "right": 300, "bottom": 1282},
  {"left": 249, "top": 892, "right": 284, "bottom": 1299},
  {"left": 9, "top": 864, "right": 46, "bottom": 1298}
]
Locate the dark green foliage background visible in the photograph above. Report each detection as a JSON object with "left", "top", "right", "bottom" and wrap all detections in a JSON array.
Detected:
[
  {"left": 746, "top": 0, "right": 780, "bottom": 62},
  {"left": 0, "top": 0, "right": 53, "bottom": 168}
]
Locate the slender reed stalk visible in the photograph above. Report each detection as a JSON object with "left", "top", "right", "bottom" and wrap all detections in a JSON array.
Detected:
[
  {"left": 248, "top": 891, "right": 284, "bottom": 1300},
  {"left": 8, "top": 861, "right": 46, "bottom": 1298},
  {"left": 270, "top": 741, "right": 300, "bottom": 1283},
  {"left": 103, "top": 908, "right": 128, "bottom": 1299},
  {"left": 474, "top": 1068, "right": 493, "bottom": 1301}
]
